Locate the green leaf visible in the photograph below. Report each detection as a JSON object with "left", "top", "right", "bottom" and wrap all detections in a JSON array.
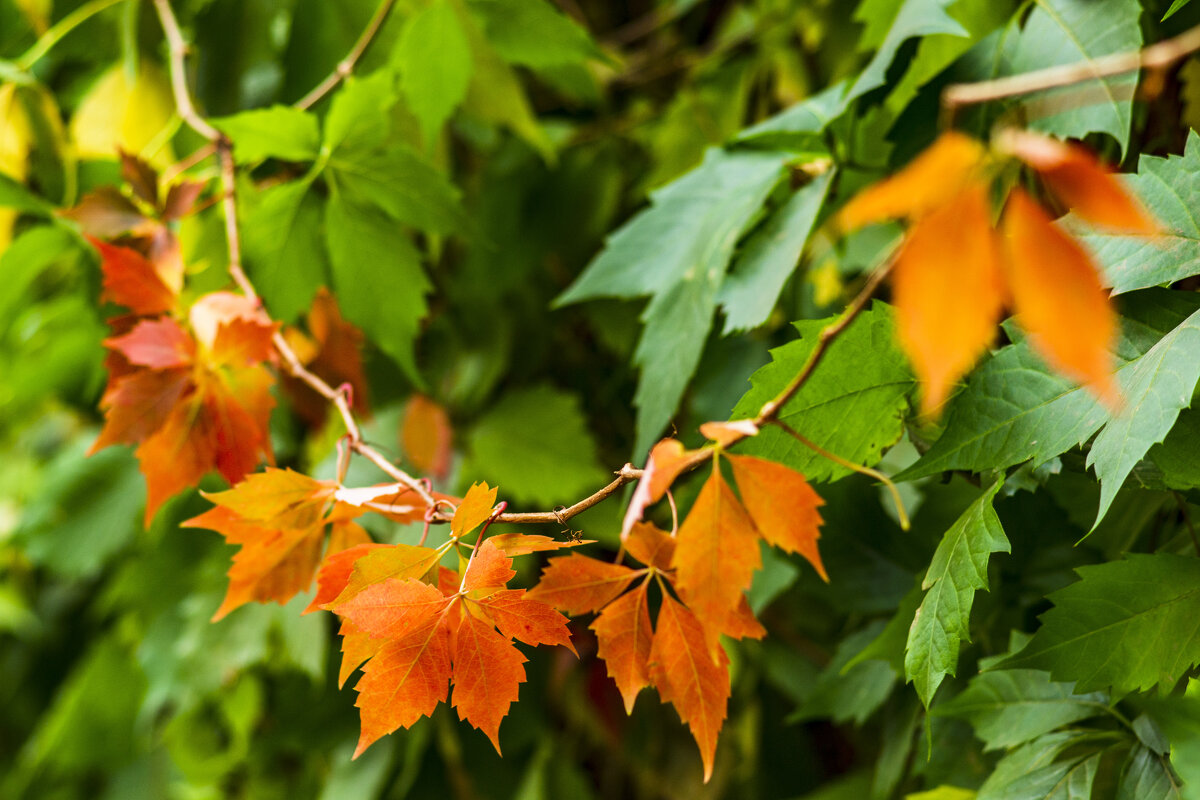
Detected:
[
  {"left": 1087, "top": 307, "right": 1200, "bottom": 527},
  {"left": 734, "top": 82, "right": 846, "bottom": 152},
  {"left": 0, "top": 225, "right": 82, "bottom": 332},
  {"left": 905, "top": 481, "right": 1008, "bottom": 707},
  {"left": 935, "top": 669, "right": 1108, "bottom": 750},
  {"left": 392, "top": 0, "right": 472, "bottom": 148},
  {"left": 718, "top": 169, "right": 834, "bottom": 333},
  {"left": 241, "top": 178, "right": 328, "bottom": 322},
  {"left": 983, "top": 752, "right": 1100, "bottom": 800},
  {"left": 792, "top": 623, "right": 898, "bottom": 725},
  {"left": 327, "top": 144, "right": 471, "bottom": 236},
  {"left": 728, "top": 303, "right": 916, "bottom": 482},
  {"left": 557, "top": 147, "right": 787, "bottom": 457},
  {"left": 844, "top": 0, "right": 968, "bottom": 107},
  {"left": 464, "top": 384, "right": 608, "bottom": 507},
  {"left": 212, "top": 106, "right": 320, "bottom": 163},
  {"left": 323, "top": 71, "right": 397, "bottom": 154},
  {"left": 1148, "top": 408, "right": 1200, "bottom": 490},
  {"left": 899, "top": 290, "right": 1200, "bottom": 482},
  {"left": 325, "top": 189, "right": 430, "bottom": 386},
  {"left": 1117, "top": 746, "right": 1182, "bottom": 800},
  {"left": 998, "top": 554, "right": 1200, "bottom": 695},
  {"left": 0, "top": 171, "right": 51, "bottom": 215},
  {"left": 1078, "top": 131, "right": 1200, "bottom": 295},
  {"left": 906, "top": 788, "right": 977, "bottom": 800},
  {"left": 1004, "top": 0, "right": 1141, "bottom": 153},
  {"left": 1162, "top": 0, "right": 1193, "bottom": 21},
  {"left": 976, "top": 731, "right": 1103, "bottom": 800},
  {"left": 466, "top": 0, "right": 606, "bottom": 69}
]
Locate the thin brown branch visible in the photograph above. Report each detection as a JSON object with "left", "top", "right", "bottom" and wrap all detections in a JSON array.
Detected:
[
  {"left": 486, "top": 465, "right": 644, "bottom": 525},
  {"left": 942, "top": 22, "right": 1200, "bottom": 112},
  {"left": 295, "top": 0, "right": 399, "bottom": 110},
  {"left": 153, "top": 0, "right": 434, "bottom": 509},
  {"left": 152, "top": 0, "right": 222, "bottom": 143}
]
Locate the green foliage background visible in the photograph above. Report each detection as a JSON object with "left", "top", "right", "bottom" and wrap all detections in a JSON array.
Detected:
[{"left": 5, "top": 0, "right": 1200, "bottom": 798}]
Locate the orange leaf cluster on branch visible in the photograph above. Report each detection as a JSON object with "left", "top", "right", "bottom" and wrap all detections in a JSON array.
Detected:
[
  {"left": 838, "top": 130, "right": 1159, "bottom": 415},
  {"left": 533, "top": 433, "right": 826, "bottom": 781}
]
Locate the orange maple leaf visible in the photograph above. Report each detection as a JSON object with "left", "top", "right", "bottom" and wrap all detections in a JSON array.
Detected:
[
  {"left": 402, "top": 394, "right": 453, "bottom": 479},
  {"left": 621, "top": 438, "right": 705, "bottom": 537},
  {"left": 591, "top": 581, "right": 654, "bottom": 714},
  {"left": 672, "top": 469, "right": 761, "bottom": 652},
  {"left": 92, "top": 291, "right": 278, "bottom": 521},
  {"left": 331, "top": 537, "right": 573, "bottom": 756},
  {"left": 526, "top": 553, "right": 641, "bottom": 615},
  {"left": 184, "top": 468, "right": 369, "bottom": 620},
  {"left": 648, "top": 594, "right": 730, "bottom": 783},
  {"left": 282, "top": 289, "right": 370, "bottom": 428},
  {"left": 839, "top": 129, "right": 1153, "bottom": 414},
  {"left": 726, "top": 454, "right": 827, "bottom": 581}
]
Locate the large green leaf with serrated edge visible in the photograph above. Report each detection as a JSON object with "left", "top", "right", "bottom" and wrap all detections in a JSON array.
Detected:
[
  {"left": 325, "top": 188, "right": 429, "bottom": 387},
  {"left": 1078, "top": 131, "right": 1200, "bottom": 295},
  {"left": 557, "top": 147, "right": 788, "bottom": 457},
  {"left": 1117, "top": 746, "right": 1182, "bottom": 800},
  {"left": 898, "top": 290, "right": 1200, "bottom": 482},
  {"left": 1003, "top": 0, "right": 1141, "bottom": 153},
  {"left": 905, "top": 481, "right": 1007, "bottom": 707},
  {"left": 843, "top": 0, "right": 967, "bottom": 108},
  {"left": 392, "top": 0, "right": 472, "bottom": 149},
  {"left": 464, "top": 384, "right": 607, "bottom": 508},
  {"left": 935, "top": 669, "right": 1107, "bottom": 750},
  {"left": 728, "top": 303, "right": 916, "bottom": 481},
  {"left": 998, "top": 554, "right": 1200, "bottom": 695},
  {"left": 242, "top": 178, "right": 327, "bottom": 322},
  {"left": 212, "top": 106, "right": 320, "bottom": 164},
  {"left": 977, "top": 731, "right": 1105, "bottom": 800},
  {"left": 1086, "top": 307, "right": 1200, "bottom": 527},
  {"left": 717, "top": 170, "right": 834, "bottom": 334}
]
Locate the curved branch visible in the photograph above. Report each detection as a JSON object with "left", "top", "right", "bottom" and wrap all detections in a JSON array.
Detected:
[
  {"left": 152, "top": 0, "right": 434, "bottom": 508},
  {"left": 294, "top": 0, "right": 399, "bottom": 109}
]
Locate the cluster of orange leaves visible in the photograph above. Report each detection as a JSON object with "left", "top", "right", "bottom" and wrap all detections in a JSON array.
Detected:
[
  {"left": 80, "top": 129, "right": 1152, "bottom": 783},
  {"left": 840, "top": 129, "right": 1159, "bottom": 414}
]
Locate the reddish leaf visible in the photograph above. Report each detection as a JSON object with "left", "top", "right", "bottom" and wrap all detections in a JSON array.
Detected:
[
  {"left": 997, "top": 129, "right": 1158, "bottom": 234},
  {"left": 527, "top": 554, "right": 639, "bottom": 615},
  {"left": 118, "top": 149, "right": 159, "bottom": 206},
  {"left": 306, "top": 543, "right": 390, "bottom": 614},
  {"left": 477, "top": 589, "right": 576, "bottom": 655},
  {"left": 188, "top": 291, "right": 274, "bottom": 360},
  {"left": 592, "top": 581, "right": 653, "bottom": 714},
  {"left": 338, "top": 578, "right": 449, "bottom": 640},
  {"left": 671, "top": 469, "right": 761, "bottom": 649},
  {"left": 106, "top": 317, "right": 195, "bottom": 369},
  {"left": 91, "top": 238, "right": 176, "bottom": 315},
  {"left": 63, "top": 187, "right": 152, "bottom": 237},
  {"left": 90, "top": 368, "right": 190, "bottom": 452},
  {"left": 353, "top": 612, "right": 452, "bottom": 757},
  {"left": 624, "top": 522, "right": 675, "bottom": 570},
  {"left": 162, "top": 180, "right": 205, "bottom": 221},
  {"left": 1003, "top": 189, "right": 1121, "bottom": 408},
  {"left": 403, "top": 395, "right": 453, "bottom": 479},
  {"left": 452, "top": 482, "right": 498, "bottom": 539},
  {"left": 837, "top": 132, "right": 986, "bottom": 230},
  {"left": 462, "top": 539, "right": 516, "bottom": 596},
  {"left": 726, "top": 454, "right": 827, "bottom": 581},
  {"left": 283, "top": 289, "right": 370, "bottom": 427},
  {"left": 450, "top": 611, "right": 527, "bottom": 754},
  {"left": 892, "top": 183, "right": 1006, "bottom": 414},
  {"left": 648, "top": 595, "right": 730, "bottom": 783}
]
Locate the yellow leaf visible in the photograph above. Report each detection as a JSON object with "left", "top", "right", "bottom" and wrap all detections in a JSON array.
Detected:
[{"left": 70, "top": 64, "right": 175, "bottom": 165}]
